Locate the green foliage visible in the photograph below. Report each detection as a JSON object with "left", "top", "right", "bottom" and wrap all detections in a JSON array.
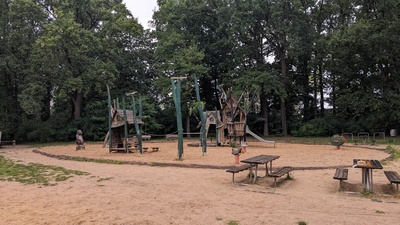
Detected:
[
  {"left": 2, "top": 0, "right": 400, "bottom": 143},
  {"left": 361, "top": 189, "right": 374, "bottom": 197},
  {"left": 386, "top": 145, "right": 400, "bottom": 160},
  {"left": 227, "top": 220, "right": 239, "bottom": 225},
  {"left": 292, "top": 118, "right": 340, "bottom": 137}
]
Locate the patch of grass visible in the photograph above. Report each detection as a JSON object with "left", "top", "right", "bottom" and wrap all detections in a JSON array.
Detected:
[
  {"left": 273, "top": 136, "right": 329, "bottom": 144},
  {"left": 227, "top": 220, "right": 239, "bottom": 225},
  {"left": 298, "top": 221, "right": 307, "bottom": 225},
  {"left": 361, "top": 189, "right": 374, "bottom": 197},
  {"left": 375, "top": 210, "right": 385, "bottom": 214},
  {"left": 55, "top": 175, "right": 73, "bottom": 181},
  {"left": 62, "top": 157, "right": 123, "bottom": 164},
  {"left": 386, "top": 145, "right": 400, "bottom": 159},
  {"left": 0, "top": 155, "right": 89, "bottom": 186},
  {"left": 97, "top": 177, "right": 114, "bottom": 182},
  {"left": 215, "top": 216, "right": 223, "bottom": 221}
]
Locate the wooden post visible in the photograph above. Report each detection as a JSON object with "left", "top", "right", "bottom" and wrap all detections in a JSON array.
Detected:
[
  {"left": 215, "top": 108, "right": 219, "bottom": 146},
  {"left": 194, "top": 74, "right": 207, "bottom": 155},
  {"left": 122, "top": 98, "right": 129, "bottom": 153},
  {"left": 171, "top": 77, "right": 186, "bottom": 159},
  {"left": 107, "top": 85, "right": 113, "bottom": 153},
  {"left": 128, "top": 93, "right": 143, "bottom": 154},
  {"left": 139, "top": 96, "right": 144, "bottom": 149}
]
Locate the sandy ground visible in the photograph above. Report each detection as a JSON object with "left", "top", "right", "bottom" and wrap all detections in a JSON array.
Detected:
[{"left": 1, "top": 139, "right": 400, "bottom": 225}]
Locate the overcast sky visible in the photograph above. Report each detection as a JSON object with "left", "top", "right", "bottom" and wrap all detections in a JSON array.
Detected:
[{"left": 123, "top": 0, "right": 158, "bottom": 29}]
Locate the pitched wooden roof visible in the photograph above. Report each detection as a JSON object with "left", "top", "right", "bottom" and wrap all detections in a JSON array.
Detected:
[{"left": 111, "top": 109, "right": 144, "bottom": 128}]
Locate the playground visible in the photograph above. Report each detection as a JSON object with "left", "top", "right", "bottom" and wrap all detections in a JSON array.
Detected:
[
  {"left": 1, "top": 140, "right": 400, "bottom": 224},
  {"left": 2, "top": 86, "right": 400, "bottom": 224}
]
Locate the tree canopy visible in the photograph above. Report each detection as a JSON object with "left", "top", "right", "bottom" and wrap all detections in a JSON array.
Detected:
[{"left": 1, "top": 0, "right": 400, "bottom": 142}]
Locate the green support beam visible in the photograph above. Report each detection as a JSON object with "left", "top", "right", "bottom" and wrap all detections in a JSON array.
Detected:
[{"left": 171, "top": 78, "right": 185, "bottom": 159}]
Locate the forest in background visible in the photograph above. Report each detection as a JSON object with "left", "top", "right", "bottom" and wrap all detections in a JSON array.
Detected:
[{"left": 1, "top": 0, "right": 400, "bottom": 143}]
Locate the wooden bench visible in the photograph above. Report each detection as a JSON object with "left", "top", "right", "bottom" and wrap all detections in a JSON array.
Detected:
[
  {"left": 268, "top": 166, "right": 294, "bottom": 187},
  {"left": 384, "top": 171, "right": 400, "bottom": 191},
  {"left": 166, "top": 134, "right": 179, "bottom": 140},
  {"left": 226, "top": 164, "right": 254, "bottom": 183},
  {"left": 0, "top": 140, "right": 16, "bottom": 147},
  {"left": 0, "top": 131, "right": 15, "bottom": 147},
  {"left": 333, "top": 168, "right": 348, "bottom": 190}
]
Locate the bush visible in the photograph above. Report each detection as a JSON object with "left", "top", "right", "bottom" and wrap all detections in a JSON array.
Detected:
[{"left": 292, "top": 118, "right": 340, "bottom": 137}]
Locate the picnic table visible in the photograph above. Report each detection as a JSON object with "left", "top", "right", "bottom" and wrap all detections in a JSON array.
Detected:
[
  {"left": 353, "top": 159, "right": 383, "bottom": 191},
  {"left": 241, "top": 155, "right": 280, "bottom": 184}
]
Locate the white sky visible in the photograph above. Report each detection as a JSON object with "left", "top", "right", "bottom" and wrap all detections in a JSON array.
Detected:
[{"left": 123, "top": 0, "right": 158, "bottom": 29}]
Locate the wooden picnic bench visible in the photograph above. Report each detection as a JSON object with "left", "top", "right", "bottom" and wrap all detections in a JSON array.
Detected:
[
  {"left": 226, "top": 164, "right": 255, "bottom": 183},
  {"left": 268, "top": 166, "right": 294, "bottom": 187},
  {"left": 333, "top": 168, "right": 348, "bottom": 190},
  {"left": 384, "top": 171, "right": 400, "bottom": 191},
  {"left": 0, "top": 131, "right": 15, "bottom": 147}
]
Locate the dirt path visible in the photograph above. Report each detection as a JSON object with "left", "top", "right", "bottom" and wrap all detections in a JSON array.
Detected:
[{"left": 1, "top": 141, "right": 399, "bottom": 225}]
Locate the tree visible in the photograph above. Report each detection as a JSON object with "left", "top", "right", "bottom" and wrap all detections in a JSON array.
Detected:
[
  {"left": 22, "top": 0, "right": 142, "bottom": 122},
  {"left": 0, "top": 0, "right": 48, "bottom": 140}
]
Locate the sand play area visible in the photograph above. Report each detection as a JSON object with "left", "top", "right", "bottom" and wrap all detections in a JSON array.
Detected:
[{"left": 1, "top": 139, "right": 400, "bottom": 225}]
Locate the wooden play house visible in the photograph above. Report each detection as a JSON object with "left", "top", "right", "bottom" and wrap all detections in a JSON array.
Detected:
[
  {"left": 198, "top": 88, "right": 247, "bottom": 146},
  {"left": 106, "top": 107, "right": 144, "bottom": 152},
  {"left": 196, "top": 86, "right": 275, "bottom": 147},
  {"left": 217, "top": 88, "right": 247, "bottom": 146}
]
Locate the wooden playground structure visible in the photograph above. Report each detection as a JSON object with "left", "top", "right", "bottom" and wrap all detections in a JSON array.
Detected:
[
  {"left": 102, "top": 85, "right": 274, "bottom": 157},
  {"left": 103, "top": 107, "right": 145, "bottom": 152},
  {"left": 103, "top": 87, "right": 152, "bottom": 154},
  {"left": 201, "top": 87, "right": 275, "bottom": 147}
]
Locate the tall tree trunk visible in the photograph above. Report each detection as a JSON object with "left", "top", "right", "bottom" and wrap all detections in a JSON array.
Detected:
[
  {"left": 186, "top": 116, "right": 191, "bottom": 138},
  {"left": 318, "top": 63, "right": 325, "bottom": 116},
  {"left": 300, "top": 57, "right": 311, "bottom": 121},
  {"left": 313, "top": 69, "right": 318, "bottom": 116},
  {"left": 280, "top": 53, "right": 288, "bottom": 136},
  {"left": 41, "top": 86, "right": 52, "bottom": 121},
  {"left": 260, "top": 92, "right": 269, "bottom": 136},
  {"left": 73, "top": 92, "right": 83, "bottom": 119}
]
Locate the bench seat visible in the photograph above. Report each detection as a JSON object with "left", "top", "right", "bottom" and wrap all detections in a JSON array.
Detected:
[
  {"left": 268, "top": 166, "right": 294, "bottom": 187},
  {"left": 226, "top": 164, "right": 254, "bottom": 182},
  {"left": 384, "top": 171, "right": 400, "bottom": 191},
  {"left": 166, "top": 134, "right": 179, "bottom": 140},
  {"left": 333, "top": 168, "right": 348, "bottom": 190}
]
